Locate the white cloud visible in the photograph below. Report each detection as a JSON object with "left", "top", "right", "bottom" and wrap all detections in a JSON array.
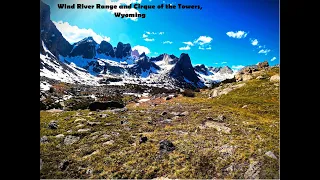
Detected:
[
  {"left": 199, "top": 46, "right": 204, "bottom": 50},
  {"left": 146, "top": 31, "right": 150, "bottom": 34},
  {"left": 251, "top": 39, "right": 259, "bottom": 46},
  {"left": 159, "top": 32, "right": 164, "bottom": 35},
  {"left": 194, "top": 36, "right": 213, "bottom": 45},
  {"left": 154, "top": 52, "right": 159, "bottom": 55},
  {"left": 163, "top": 41, "right": 173, "bottom": 44},
  {"left": 206, "top": 47, "right": 211, "bottom": 50},
  {"left": 144, "top": 38, "right": 155, "bottom": 42},
  {"left": 132, "top": 45, "right": 150, "bottom": 55},
  {"left": 231, "top": 65, "right": 245, "bottom": 71},
  {"left": 104, "top": 0, "right": 142, "bottom": 21},
  {"left": 258, "top": 45, "right": 262, "bottom": 48},
  {"left": 226, "top": 31, "right": 248, "bottom": 39},
  {"left": 179, "top": 46, "right": 191, "bottom": 50},
  {"left": 142, "top": 34, "right": 148, "bottom": 38},
  {"left": 53, "top": 21, "right": 110, "bottom": 44},
  {"left": 271, "top": 57, "right": 276, "bottom": 61},
  {"left": 221, "top": 62, "right": 227, "bottom": 64},
  {"left": 183, "top": 41, "right": 194, "bottom": 46},
  {"left": 258, "top": 49, "right": 271, "bottom": 55}
]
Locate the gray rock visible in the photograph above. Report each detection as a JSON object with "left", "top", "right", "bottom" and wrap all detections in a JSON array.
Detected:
[
  {"left": 244, "top": 160, "right": 262, "bottom": 179},
  {"left": 99, "top": 114, "right": 108, "bottom": 118},
  {"left": 48, "top": 121, "right": 58, "bottom": 129},
  {"left": 64, "top": 135, "right": 80, "bottom": 145},
  {"left": 170, "top": 112, "right": 180, "bottom": 116},
  {"left": 78, "top": 128, "right": 91, "bottom": 133},
  {"left": 74, "top": 118, "right": 86, "bottom": 123},
  {"left": 86, "top": 168, "right": 93, "bottom": 175},
  {"left": 59, "top": 160, "right": 69, "bottom": 170},
  {"left": 159, "top": 140, "right": 175, "bottom": 153},
  {"left": 40, "top": 159, "right": 43, "bottom": 170},
  {"left": 180, "top": 111, "right": 189, "bottom": 116},
  {"left": 265, "top": 151, "right": 277, "bottom": 159},
  {"left": 161, "top": 111, "right": 168, "bottom": 116},
  {"left": 139, "top": 136, "right": 148, "bottom": 144},
  {"left": 40, "top": 136, "right": 48, "bottom": 143},
  {"left": 218, "top": 144, "right": 234, "bottom": 157},
  {"left": 87, "top": 121, "right": 101, "bottom": 126},
  {"left": 102, "top": 140, "right": 114, "bottom": 146},
  {"left": 217, "top": 115, "right": 226, "bottom": 122},
  {"left": 55, "top": 134, "right": 65, "bottom": 138},
  {"left": 199, "top": 121, "right": 231, "bottom": 134}
]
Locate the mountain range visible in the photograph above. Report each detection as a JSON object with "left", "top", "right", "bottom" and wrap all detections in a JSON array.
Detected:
[{"left": 40, "top": 0, "right": 234, "bottom": 89}]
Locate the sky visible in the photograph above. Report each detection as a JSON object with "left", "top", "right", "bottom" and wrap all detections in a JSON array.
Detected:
[{"left": 42, "top": 0, "right": 280, "bottom": 70}]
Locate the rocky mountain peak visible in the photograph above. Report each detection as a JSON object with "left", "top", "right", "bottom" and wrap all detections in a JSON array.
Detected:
[
  {"left": 169, "top": 53, "right": 200, "bottom": 83},
  {"left": 115, "top": 42, "right": 131, "bottom": 59},
  {"left": 69, "top": 37, "right": 98, "bottom": 59},
  {"left": 97, "top": 40, "right": 115, "bottom": 58}
]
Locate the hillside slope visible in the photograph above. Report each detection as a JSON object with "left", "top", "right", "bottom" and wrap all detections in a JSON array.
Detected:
[{"left": 40, "top": 67, "right": 279, "bottom": 179}]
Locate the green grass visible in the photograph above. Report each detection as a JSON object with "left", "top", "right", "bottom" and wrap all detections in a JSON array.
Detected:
[{"left": 40, "top": 67, "right": 279, "bottom": 179}]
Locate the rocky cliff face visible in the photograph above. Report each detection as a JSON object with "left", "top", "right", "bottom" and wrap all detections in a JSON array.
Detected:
[{"left": 40, "top": 0, "right": 72, "bottom": 57}]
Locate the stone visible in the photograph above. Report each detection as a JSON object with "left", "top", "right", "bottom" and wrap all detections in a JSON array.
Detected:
[
  {"left": 164, "top": 96, "right": 172, "bottom": 100},
  {"left": 217, "top": 115, "right": 226, "bottom": 122},
  {"left": 55, "top": 134, "right": 65, "bottom": 138},
  {"left": 170, "top": 112, "right": 180, "bottom": 116},
  {"left": 242, "top": 74, "right": 253, "bottom": 81},
  {"left": 86, "top": 169, "right": 93, "bottom": 175},
  {"left": 200, "top": 121, "right": 231, "bottom": 134},
  {"left": 161, "top": 111, "right": 167, "bottom": 116},
  {"left": 244, "top": 160, "right": 262, "bottom": 179},
  {"left": 74, "top": 118, "right": 86, "bottom": 123},
  {"left": 218, "top": 144, "right": 234, "bottom": 157},
  {"left": 242, "top": 105, "right": 248, "bottom": 108},
  {"left": 40, "top": 136, "right": 48, "bottom": 143},
  {"left": 40, "top": 159, "right": 43, "bottom": 170},
  {"left": 99, "top": 114, "right": 108, "bottom": 118},
  {"left": 87, "top": 121, "right": 101, "bottom": 126},
  {"left": 257, "top": 61, "right": 269, "bottom": 69},
  {"left": 235, "top": 74, "right": 242, "bottom": 82},
  {"left": 78, "top": 128, "right": 91, "bottom": 133},
  {"left": 265, "top": 151, "right": 277, "bottom": 159},
  {"left": 103, "top": 140, "right": 114, "bottom": 146},
  {"left": 59, "top": 160, "right": 69, "bottom": 170},
  {"left": 139, "top": 136, "right": 148, "bottom": 144},
  {"left": 48, "top": 121, "right": 58, "bottom": 129},
  {"left": 76, "top": 124, "right": 85, "bottom": 128},
  {"left": 256, "top": 75, "right": 264, "bottom": 80},
  {"left": 64, "top": 135, "right": 80, "bottom": 145},
  {"left": 180, "top": 111, "right": 189, "bottom": 116},
  {"left": 89, "top": 101, "right": 124, "bottom": 111},
  {"left": 159, "top": 140, "right": 175, "bottom": 153},
  {"left": 270, "top": 74, "right": 280, "bottom": 82}
]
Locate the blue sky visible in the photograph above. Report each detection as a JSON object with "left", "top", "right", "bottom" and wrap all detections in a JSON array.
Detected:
[{"left": 43, "top": 0, "right": 279, "bottom": 69}]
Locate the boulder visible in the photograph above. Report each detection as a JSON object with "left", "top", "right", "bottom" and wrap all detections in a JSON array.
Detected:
[
  {"left": 159, "top": 140, "right": 175, "bottom": 153},
  {"left": 89, "top": 101, "right": 125, "bottom": 111},
  {"left": 270, "top": 74, "right": 280, "bottom": 82}
]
